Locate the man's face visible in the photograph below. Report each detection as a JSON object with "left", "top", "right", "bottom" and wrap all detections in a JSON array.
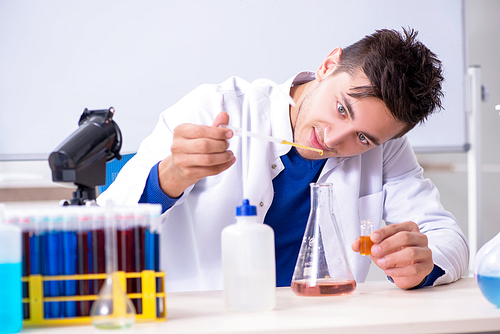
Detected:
[{"left": 291, "top": 71, "right": 406, "bottom": 160}]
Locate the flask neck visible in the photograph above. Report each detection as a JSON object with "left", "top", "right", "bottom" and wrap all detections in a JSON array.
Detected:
[{"left": 310, "top": 183, "right": 333, "bottom": 211}]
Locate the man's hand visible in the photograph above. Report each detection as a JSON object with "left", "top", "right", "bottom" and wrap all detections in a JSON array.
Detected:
[
  {"left": 352, "top": 221, "right": 434, "bottom": 289},
  {"left": 158, "top": 111, "right": 236, "bottom": 198}
]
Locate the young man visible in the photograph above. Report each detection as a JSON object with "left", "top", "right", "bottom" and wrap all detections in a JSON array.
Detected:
[{"left": 98, "top": 28, "right": 469, "bottom": 292}]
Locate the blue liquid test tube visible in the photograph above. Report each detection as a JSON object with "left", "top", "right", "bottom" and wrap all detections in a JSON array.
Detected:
[
  {"left": 143, "top": 206, "right": 155, "bottom": 272},
  {"left": 44, "top": 209, "right": 64, "bottom": 319},
  {"left": 28, "top": 210, "right": 41, "bottom": 276},
  {"left": 144, "top": 204, "right": 163, "bottom": 318},
  {"left": 26, "top": 210, "right": 40, "bottom": 320},
  {"left": 30, "top": 209, "right": 54, "bottom": 319},
  {"left": 37, "top": 209, "right": 62, "bottom": 319},
  {"left": 62, "top": 207, "right": 78, "bottom": 318}
]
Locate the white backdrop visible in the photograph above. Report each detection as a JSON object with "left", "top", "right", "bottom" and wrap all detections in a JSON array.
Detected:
[{"left": 0, "top": 0, "right": 467, "bottom": 160}]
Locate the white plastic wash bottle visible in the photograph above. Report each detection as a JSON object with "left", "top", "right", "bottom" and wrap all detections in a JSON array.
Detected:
[{"left": 221, "top": 199, "right": 276, "bottom": 312}]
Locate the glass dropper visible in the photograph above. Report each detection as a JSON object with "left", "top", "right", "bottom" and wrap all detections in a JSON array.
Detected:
[{"left": 220, "top": 124, "right": 324, "bottom": 156}]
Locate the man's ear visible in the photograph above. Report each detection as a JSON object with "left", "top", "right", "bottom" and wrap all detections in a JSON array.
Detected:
[{"left": 315, "top": 47, "right": 343, "bottom": 82}]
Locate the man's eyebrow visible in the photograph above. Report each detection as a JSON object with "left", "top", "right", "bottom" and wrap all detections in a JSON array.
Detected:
[
  {"left": 361, "top": 131, "right": 381, "bottom": 146},
  {"left": 340, "top": 91, "right": 381, "bottom": 146},
  {"left": 341, "top": 91, "right": 356, "bottom": 121}
]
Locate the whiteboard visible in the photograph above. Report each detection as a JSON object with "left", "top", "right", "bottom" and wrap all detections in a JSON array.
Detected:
[{"left": 0, "top": 0, "right": 468, "bottom": 160}]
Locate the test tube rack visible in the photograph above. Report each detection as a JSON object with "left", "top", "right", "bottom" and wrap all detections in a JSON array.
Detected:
[
  {"left": 1, "top": 203, "right": 166, "bottom": 327},
  {"left": 21, "top": 270, "right": 166, "bottom": 326}
]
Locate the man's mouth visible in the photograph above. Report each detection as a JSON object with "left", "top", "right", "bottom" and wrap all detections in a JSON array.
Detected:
[{"left": 309, "top": 128, "right": 328, "bottom": 151}]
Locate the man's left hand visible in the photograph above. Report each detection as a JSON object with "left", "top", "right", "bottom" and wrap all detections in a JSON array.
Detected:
[{"left": 352, "top": 221, "right": 434, "bottom": 290}]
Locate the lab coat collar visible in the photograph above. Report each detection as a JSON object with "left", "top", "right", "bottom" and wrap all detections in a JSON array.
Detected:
[{"left": 271, "top": 71, "right": 316, "bottom": 157}]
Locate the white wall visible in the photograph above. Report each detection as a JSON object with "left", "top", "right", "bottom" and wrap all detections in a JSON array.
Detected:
[
  {"left": 0, "top": 0, "right": 467, "bottom": 159},
  {"left": 417, "top": 0, "right": 500, "bottom": 249}
]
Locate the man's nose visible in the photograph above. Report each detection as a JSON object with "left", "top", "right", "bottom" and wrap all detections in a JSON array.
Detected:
[{"left": 324, "top": 126, "right": 349, "bottom": 149}]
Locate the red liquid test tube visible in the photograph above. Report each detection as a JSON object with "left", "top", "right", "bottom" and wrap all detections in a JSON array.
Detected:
[{"left": 76, "top": 208, "right": 91, "bottom": 317}]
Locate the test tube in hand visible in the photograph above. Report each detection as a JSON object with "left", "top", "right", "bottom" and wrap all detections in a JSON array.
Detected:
[{"left": 360, "top": 220, "right": 374, "bottom": 256}]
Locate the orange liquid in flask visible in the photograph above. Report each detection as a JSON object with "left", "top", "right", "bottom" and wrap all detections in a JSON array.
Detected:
[{"left": 291, "top": 279, "right": 356, "bottom": 296}]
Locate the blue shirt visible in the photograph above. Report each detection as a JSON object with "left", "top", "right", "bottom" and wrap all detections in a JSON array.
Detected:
[{"left": 264, "top": 148, "right": 326, "bottom": 286}]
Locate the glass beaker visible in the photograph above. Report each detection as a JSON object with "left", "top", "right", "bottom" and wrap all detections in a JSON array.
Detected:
[
  {"left": 291, "top": 183, "right": 356, "bottom": 296},
  {"left": 476, "top": 231, "right": 500, "bottom": 307},
  {"left": 90, "top": 207, "right": 136, "bottom": 329}
]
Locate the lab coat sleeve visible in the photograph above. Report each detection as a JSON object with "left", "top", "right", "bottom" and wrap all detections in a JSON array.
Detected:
[
  {"left": 97, "top": 83, "right": 225, "bottom": 209},
  {"left": 380, "top": 136, "right": 469, "bottom": 285}
]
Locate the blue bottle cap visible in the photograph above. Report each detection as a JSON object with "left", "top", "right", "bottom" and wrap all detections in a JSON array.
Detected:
[{"left": 236, "top": 199, "right": 257, "bottom": 216}]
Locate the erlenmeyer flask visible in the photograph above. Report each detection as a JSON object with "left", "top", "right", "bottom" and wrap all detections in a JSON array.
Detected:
[
  {"left": 291, "top": 183, "right": 356, "bottom": 296},
  {"left": 90, "top": 208, "right": 136, "bottom": 329}
]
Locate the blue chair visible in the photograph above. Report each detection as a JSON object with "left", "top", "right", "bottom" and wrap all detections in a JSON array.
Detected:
[{"left": 97, "top": 153, "right": 136, "bottom": 194}]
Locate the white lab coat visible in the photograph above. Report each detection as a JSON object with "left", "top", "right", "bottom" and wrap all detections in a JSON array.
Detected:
[{"left": 98, "top": 72, "right": 469, "bottom": 292}]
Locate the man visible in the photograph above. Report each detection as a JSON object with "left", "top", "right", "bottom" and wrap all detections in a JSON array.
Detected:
[{"left": 98, "top": 28, "right": 469, "bottom": 292}]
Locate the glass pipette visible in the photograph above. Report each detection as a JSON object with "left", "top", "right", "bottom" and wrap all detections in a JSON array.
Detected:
[{"left": 220, "top": 124, "right": 323, "bottom": 156}]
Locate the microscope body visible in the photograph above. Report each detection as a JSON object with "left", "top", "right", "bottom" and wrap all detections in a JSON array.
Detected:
[{"left": 48, "top": 107, "right": 122, "bottom": 205}]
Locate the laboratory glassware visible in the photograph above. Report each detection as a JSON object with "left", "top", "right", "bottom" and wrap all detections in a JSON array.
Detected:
[
  {"left": 475, "top": 231, "right": 500, "bottom": 307},
  {"left": 62, "top": 207, "right": 78, "bottom": 318},
  {"left": 5, "top": 209, "right": 30, "bottom": 320},
  {"left": 291, "top": 183, "right": 356, "bottom": 296},
  {"left": 44, "top": 209, "right": 63, "bottom": 319},
  {"left": 221, "top": 199, "right": 276, "bottom": 311},
  {"left": 0, "top": 215, "right": 23, "bottom": 334},
  {"left": 360, "top": 219, "right": 374, "bottom": 256},
  {"left": 220, "top": 124, "right": 323, "bottom": 156},
  {"left": 144, "top": 204, "right": 164, "bottom": 318},
  {"left": 90, "top": 208, "right": 136, "bottom": 329}
]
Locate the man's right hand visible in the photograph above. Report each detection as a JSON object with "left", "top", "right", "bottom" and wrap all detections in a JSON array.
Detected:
[{"left": 158, "top": 111, "right": 236, "bottom": 198}]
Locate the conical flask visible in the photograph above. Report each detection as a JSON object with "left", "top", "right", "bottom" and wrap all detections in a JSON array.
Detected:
[
  {"left": 291, "top": 183, "right": 356, "bottom": 296},
  {"left": 90, "top": 208, "right": 136, "bottom": 329}
]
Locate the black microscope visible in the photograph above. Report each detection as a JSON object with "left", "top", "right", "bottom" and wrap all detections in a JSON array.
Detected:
[{"left": 48, "top": 107, "right": 122, "bottom": 205}]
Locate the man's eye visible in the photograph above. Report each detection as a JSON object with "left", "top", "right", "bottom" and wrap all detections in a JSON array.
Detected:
[
  {"left": 358, "top": 133, "right": 369, "bottom": 145},
  {"left": 337, "top": 102, "right": 347, "bottom": 116}
]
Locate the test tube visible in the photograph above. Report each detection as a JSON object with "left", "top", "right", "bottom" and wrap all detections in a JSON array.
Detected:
[
  {"left": 62, "top": 207, "right": 78, "bottom": 318},
  {"left": 90, "top": 207, "right": 106, "bottom": 298},
  {"left": 144, "top": 204, "right": 163, "bottom": 318},
  {"left": 28, "top": 210, "right": 41, "bottom": 281},
  {"left": 116, "top": 207, "right": 135, "bottom": 293},
  {"left": 44, "top": 209, "right": 64, "bottom": 319},
  {"left": 26, "top": 209, "right": 42, "bottom": 320},
  {"left": 132, "top": 206, "right": 148, "bottom": 314},
  {"left": 36, "top": 209, "right": 52, "bottom": 318},
  {"left": 360, "top": 219, "right": 374, "bottom": 256},
  {"left": 34, "top": 209, "right": 51, "bottom": 319},
  {"left": 143, "top": 205, "right": 157, "bottom": 272},
  {"left": 76, "top": 208, "right": 91, "bottom": 317}
]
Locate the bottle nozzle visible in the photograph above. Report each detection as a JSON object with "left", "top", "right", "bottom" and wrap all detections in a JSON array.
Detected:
[{"left": 236, "top": 199, "right": 257, "bottom": 216}]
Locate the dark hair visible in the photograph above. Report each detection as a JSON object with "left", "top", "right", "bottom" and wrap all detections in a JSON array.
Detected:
[{"left": 333, "top": 28, "right": 444, "bottom": 137}]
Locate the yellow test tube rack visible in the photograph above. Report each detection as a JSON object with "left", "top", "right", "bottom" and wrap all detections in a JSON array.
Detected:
[{"left": 21, "top": 270, "right": 166, "bottom": 327}]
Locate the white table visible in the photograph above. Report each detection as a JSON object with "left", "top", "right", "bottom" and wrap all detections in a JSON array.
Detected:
[{"left": 22, "top": 278, "right": 500, "bottom": 334}]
